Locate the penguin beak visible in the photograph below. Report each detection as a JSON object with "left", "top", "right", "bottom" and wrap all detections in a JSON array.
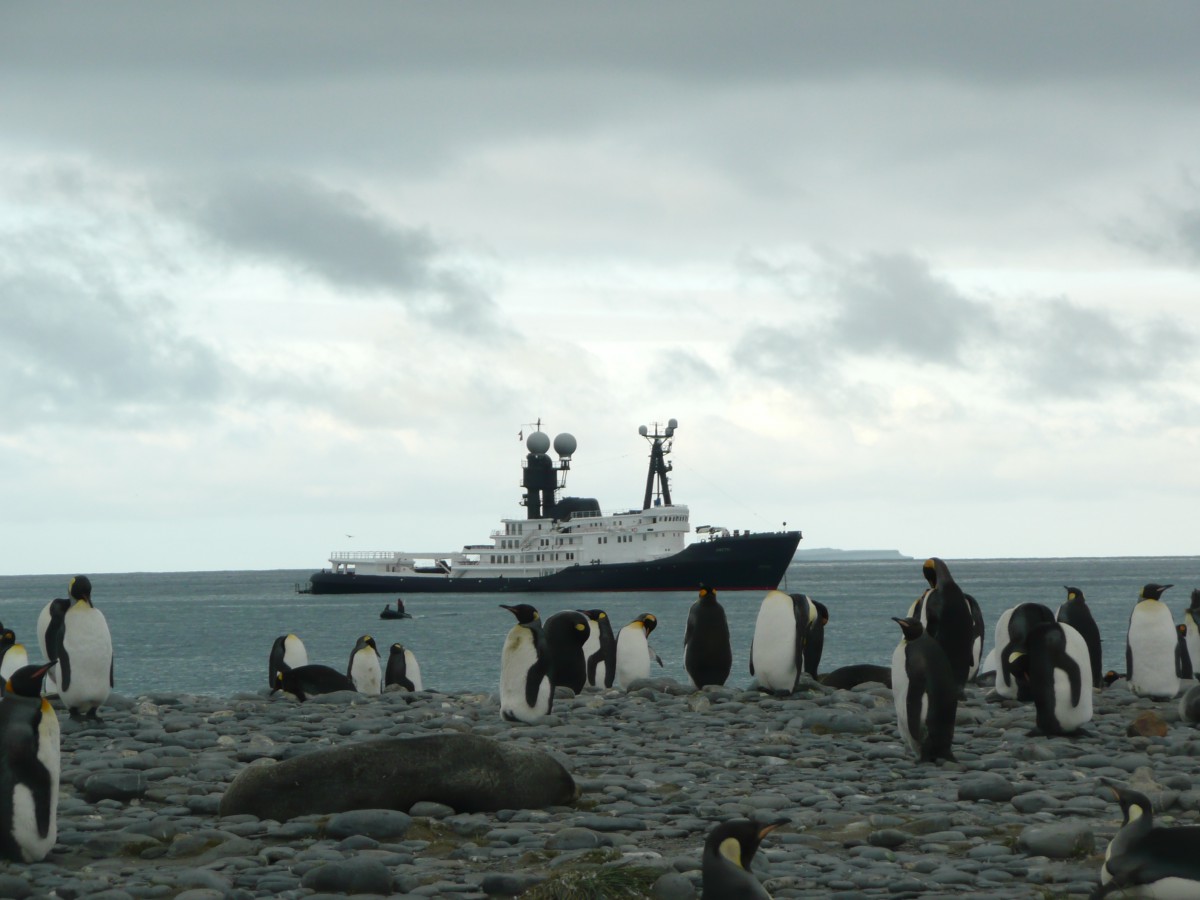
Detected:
[{"left": 757, "top": 817, "right": 788, "bottom": 839}]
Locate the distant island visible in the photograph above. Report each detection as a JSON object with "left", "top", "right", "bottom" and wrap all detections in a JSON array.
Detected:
[{"left": 791, "top": 548, "right": 913, "bottom": 562}]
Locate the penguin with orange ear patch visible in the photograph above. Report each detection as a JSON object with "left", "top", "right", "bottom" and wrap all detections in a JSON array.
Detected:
[
  {"left": 701, "top": 816, "right": 787, "bottom": 899},
  {"left": 0, "top": 662, "right": 60, "bottom": 862}
]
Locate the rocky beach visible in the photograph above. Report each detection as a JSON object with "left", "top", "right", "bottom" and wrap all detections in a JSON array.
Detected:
[{"left": 6, "top": 675, "right": 1199, "bottom": 899}]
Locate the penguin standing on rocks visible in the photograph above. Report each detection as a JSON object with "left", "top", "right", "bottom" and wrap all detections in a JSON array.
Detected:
[
  {"left": 499, "top": 604, "right": 553, "bottom": 723},
  {"left": 915, "top": 558, "right": 977, "bottom": 696},
  {"left": 0, "top": 662, "right": 60, "bottom": 862},
  {"left": 988, "top": 603, "right": 1057, "bottom": 700},
  {"left": 1056, "top": 586, "right": 1103, "bottom": 689},
  {"left": 805, "top": 599, "right": 829, "bottom": 678},
  {"left": 542, "top": 610, "right": 591, "bottom": 694},
  {"left": 1007, "top": 621, "right": 1093, "bottom": 735},
  {"left": 579, "top": 609, "right": 616, "bottom": 689},
  {"left": 384, "top": 643, "right": 423, "bottom": 691},
  {"left": 1127, "top": 583, "right": 1180, "bottom": 700},
  {"left": 35, "top": 599, "right": 70, "bottom": 696},
  {"left": 346, "top": 635, "right": 382, "bottom": 695},
  {"left": 0, "top": 629, "right": 28, "bottom": 682},
  {"left": 685, "top": 585, "right": 732, "bottom": 689},
  {"left": 749, "top": 590, "right": 815, "bottom": 694},
  {"left": 700, "top": 816, "right": 787, "bottom": 900},
  {"left": 1096, "top": 778, "right": 1200, "bottom": 898},
  {"left": 614, "top": 614, "right": 663, "bottom": 689},
  {"left": 1178, "top": 624, "right": 1194, "bottom": 685},
  {"left": 890, "top": 617, "right": 958, "bottom": 763},
  {"left": 276, "top": 665, "right": 356, "bottom": 702},
  {"left": 43, "top": 576, "right": 113, "bottom": 720},
  {"left": 1184, "top": 589, "right": 1200, "bottom": 675},
  {"left": 268, "top": 634, "right": 308, "bottom": 694}
]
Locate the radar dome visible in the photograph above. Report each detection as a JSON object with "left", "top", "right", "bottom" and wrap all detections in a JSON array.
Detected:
[
  {"left": 553, "top": 432, "right": 577, "bottom": 457},
  {"left": 638, "top": 425, "right": 648, "bottom": 436},
  {"left": 668, "top": 418, "right": 678, "bottom": 429},
  {"left": 526, "top": 431, "right": 551, "bottom": 454}
]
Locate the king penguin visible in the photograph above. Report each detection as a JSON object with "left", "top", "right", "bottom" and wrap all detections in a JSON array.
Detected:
[
  {"left": 614, "top": 613, "right": 663, "bottom": 690},
  {"left": 1178, "top": 624, "right": 1195, "bottom": 686},
  {"left": 749, "top": 590, "right": 814, "bottom": 694},
  {"left": 700, "top": 816, "right": 787, "bottom": 900},
  {"left": 579, "top": 609, "right": 616, "bottom": 689},
  {"left": 1096, "top": 778, "right": 1200, "bottom": 898},
  {"left": 988, "top": 602, "right": 1056, "bottom": 701},
  {"left": 542, "top": 610, "right": 591, "bottom": 694},
  {"left": 1185, "top": 589, "right": 1200, "bottom": 676},
  {"left": 384, "top": 643, "right": 423, "bottom": 691},
  {"left": 35, "top": 598, "right": 70, "bottom": 696},
  {"left": 268, "top": 634, "right": 308, "bottom": 694},
  {"left": 498, "top": 604, "right": 553, "bottom": 723},
  {"left": 346, "top": 635, "right": 382, "bottom": 695},
  {"left": 1056, "top": 586, "right": 1103, "bottom": 689},
  {"left": 685, "top": 584, "right": 732, "bottom": 689},
  {"left": 1007, "top": 621, "right": 1093, "bottom": 735},
  {"left": 0, "top": 662, "right": 60, "bottom": 862},
  {"left": 46, "top": 576, "right": 113, "bottom": 720},
  {"left": 1127, "top": 583, "right": 1180, "bottom": 700},
  {"left": 916, "top": 558, "right": 976, "bottom": 697},
  {"left": 890, "top": 617, "right": 958, "bottom": 763},
  {"left": 0, "top": 629, "right": 29, "bottom": 682}
]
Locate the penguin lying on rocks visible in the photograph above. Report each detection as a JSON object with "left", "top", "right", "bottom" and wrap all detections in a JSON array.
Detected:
[
  {"left": 701, "top": 816, "right": 786, "bottom": 899},
  {"left": 1095, "top": 778, "right": 1200, "bottom": 898}
]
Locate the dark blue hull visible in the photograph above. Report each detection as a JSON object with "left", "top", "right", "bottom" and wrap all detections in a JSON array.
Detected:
[{"left": 308, "top": 531, "right": 800, "bottom": 595}]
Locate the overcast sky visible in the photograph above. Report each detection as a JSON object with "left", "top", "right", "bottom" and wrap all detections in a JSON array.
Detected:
[{"left": 2, "top": 3, "right": 1199, "bottom": 576}]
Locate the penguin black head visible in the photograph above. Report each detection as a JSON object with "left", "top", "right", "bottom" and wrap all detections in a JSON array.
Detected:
[
  {"left": 1140, "top": 583, "right": 1173, "bottom": 601},
  {"left": 814, "top": 600, "right": 830, "bottom": 627},
  {"left": 703, "top": 816, "right": 787, "bottom": 872},
  {"left": 1007, "top": 650, "right": 1031, "bottom": 685},
  {"left": 636, "top": 613, "right": 658, "bottom": 635},
  {"left": 578, "top": 608, "right": 606, "bottom": 622},
  {"left": 1179, "top": 624, "right": 1189, "bottom": 639},
  {"left": 1190, "top": 589, "right": 1200, "bottom": 612},
  {"left": 354, "top": 635, "right": 378, "bottom": 654},
  {"left": 698, "top": 584, "right": 715, "bottom": 601},
  {"left": 1063, "top": 586, "right": 1085, "bottom": 603},
  {"left": 1100, "top": 778, "right": 1155, "bottom": 827},
  {"left": 390, "top": 642, "right": 405, "bottom": 654},
  {"left": 4, "top": 661, "right": 56, "bottom": 699},
  {"left": 921, "top": 558, "right": 938, "bottom": 589},
  {"left": 0, "top": 629, "right": 15, "bottom": 646},
  {"left": 500, "top": 604, "right": 540, "bottom": 626},
  {"left": 1104, "top": 670, "right": 1125, "bottom": 687},
  {"left": 69, "top": 575, "right": 93, "bottom": 603},
  {"left": 892, "top": 616, "right": 924, "bottom": 641}
]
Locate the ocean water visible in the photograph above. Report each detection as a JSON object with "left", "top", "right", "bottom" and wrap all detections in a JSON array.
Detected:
[{"left": 1, "top": 557, "right": 1198, "bottom": 699}]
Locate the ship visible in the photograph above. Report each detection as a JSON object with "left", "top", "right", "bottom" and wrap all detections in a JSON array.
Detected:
[{"left": 305, "top": 419, "right": 801, "bottom": 594}]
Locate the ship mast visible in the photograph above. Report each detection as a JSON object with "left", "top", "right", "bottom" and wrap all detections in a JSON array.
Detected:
[
  {"left": 640, "top": 418, "right": 677, "bottom": 510},
  {"left": 520, "top": 420, "right": 577, "bottom": 519}
]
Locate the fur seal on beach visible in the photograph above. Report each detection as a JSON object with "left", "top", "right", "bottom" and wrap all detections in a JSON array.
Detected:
[
  {"left": 384, "top": 643, "right": 423, "bottom": 691},
  {"left": 1007, "top": 621, "right": 1092, "bottom": 735},
  {"left": 1056, "top": 586, "right": 1103, "bottom": 689},
  {"left": 0, "top": 662, "right": 60, "bottom": 862},
  {"left": 219, "top": 732, "right": 578, "bottom": 820},
  {"left": 685, "top": 585, "right": 732, "bottom": 689},
  {"left": 268, "top": 634, "right": 308, "bottom": 694},
  {"left": 276, "top": 664, "right": 356, "bottom": 701},
  {"left": 614, "top": 614, "right": 663, "bottom": 689},
  {"left": 1127, "top": 583, "right": 1179, "bottom": 700},
  {"left": 346, "top": 635, "right": 382, "bottom": 695},
  {"left": 542, "top": 610, "right": 591, "bottom": 694},
  {"left": 819, "top": 664, "right": 893, "bottom": 690},
  {"left": 891, "top": 616, "right": 957, "bottom": 763},
  {"left": 498, "top": 604, "right": 553, "bottom": 723},
  {"left": 1096, "top": 778, "right": 1200, "bottom": 898},
  {"left": 579, "top": 609, "right": 616, "bottom": 689},
  {"left": 46, "top": 577, "right": 113, "bottom": 720},
  {"left": 700, "top": 816, "right": 786, "bottom": 900}
]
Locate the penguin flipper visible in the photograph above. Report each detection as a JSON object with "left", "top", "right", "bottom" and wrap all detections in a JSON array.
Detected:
[
  {"left": 1126, "top": 640, "right": 1134, "bottom": 684},
  {"left": 57, "top": 651, "right": 72, "bottom": 694}
]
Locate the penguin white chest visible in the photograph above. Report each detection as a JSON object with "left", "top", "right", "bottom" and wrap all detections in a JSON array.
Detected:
[
  {"left": 60, "top": 604, "right": 113, "bottom": 712},
  {"left": 402, "top": 650, "right": 423, "bottom": 691},
  {"left": 500, "top": 628, "right": 548, "bottom": 719},
  {"left": 0, "top": 645, "right": 29, "bottom": 681},
  {"left": 9, "top": 704, "right": 59, "bottom": 862},
  {"left": 581, "top": 623, "right": 603, "bottom": 687},
  {"left": 615, "top": 628, "right": 650, "bottom": 689},
  {"left": 349, "top": 650, "right": 382, "bottom": 695},
  {"left": 751, "top": 592, "right": 799, "bottom": 692},
  {"left": 1129, "top": 602, "right": 1180, "bottom": 698},
  {"left": 282, "top": 637, "right": 308, "bottom": 670}
]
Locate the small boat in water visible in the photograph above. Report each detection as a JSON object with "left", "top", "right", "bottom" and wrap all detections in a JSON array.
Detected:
[
  {"left": 307, "top": 419, "right": 801, "bottom": 595},
  {"left": 379, "top": 600, "right": 412, "bottom": 620}
]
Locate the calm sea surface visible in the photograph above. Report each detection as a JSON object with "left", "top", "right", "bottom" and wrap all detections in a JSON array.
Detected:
[{"left": 1, "top": 557, "right": 1198, "bottom": 699}]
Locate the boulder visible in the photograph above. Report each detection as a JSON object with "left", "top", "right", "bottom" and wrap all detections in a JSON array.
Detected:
[{"left": 219, "top": 732, "right": 577, "bottom": 820}]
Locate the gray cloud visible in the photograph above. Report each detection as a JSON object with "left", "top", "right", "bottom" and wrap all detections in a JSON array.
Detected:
[{"left": 164, "top": 175, "right": 506, "bottom": 335}]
